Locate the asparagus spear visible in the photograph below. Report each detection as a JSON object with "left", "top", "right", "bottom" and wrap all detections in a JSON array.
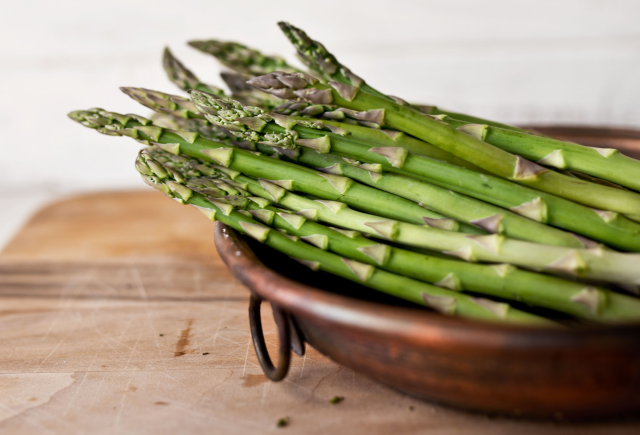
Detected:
[
  {"left": 67, "top": 107, "right": 471, "bottom": 230},
  {"left": 147, "top": 146, "right": 640, "bottom": 322},
  {"left": 219, "top": 71, "right": 282, "bottom": 110},
  {"left": 163, "top": 47, "right": 225, "bottom": 96},
  {"left": 188, "top": 39, "right": 301, "bottom": 76},
  {"left": 126, "top": 87, "right": 610, "bottom": 246},
  {"left": 247, "top": 72, "right": 640, "bottom": 217},
  {"left": 274, "top": 101, "right": 485, "bottom": 172},
  {"left": 237, "top": 177, "right": 640, "bottom": 286},
  {"left": 127, "top": 87, "right": 611, "bottom": 248},
  {"left": 120, "top": 86, "right": 203, "bottom": 120},
  {"left": 288, "top": 110, "right": 628, "bottom": 192},
  {"left": 275, "top": 102, "right": 632, "bottom": 195},
  {"left": 189, "top": 89, "right": 640, "bottom": 251},
  {"left": 277, "top": 22, "right": 528, "bottom": 133},
  {"left": 190, "top": 91, "right": 594, "bottom": 248},
  {"left": 68, "top": 108, "right": 640, "bottom": 285},
  {"left": 119, "top": 86, "right": 255, "bottom": 149},
  {"left": 136, "top": 152, "right": 550, "bottom": 324},
  {"left": 150, "top": 113, "right": 231, "bottom": 143},
  {"left": 162, "top": 48, "right": 282, "bottom": 111},
  {"left": 125, "top": 86, "right": 481, "bottom": 170},
  {"left": 437, "top": 114, "right": 640, "bottom": 192}
]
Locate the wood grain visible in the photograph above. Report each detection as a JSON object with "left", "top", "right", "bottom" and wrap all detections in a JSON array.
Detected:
[{"left": 1, "top": 190, "right": 639, "bottom": 434}]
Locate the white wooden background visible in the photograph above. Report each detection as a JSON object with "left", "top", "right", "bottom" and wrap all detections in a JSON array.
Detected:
[{"left": 1, "top": 0, "right": 639, "bottom": 247}]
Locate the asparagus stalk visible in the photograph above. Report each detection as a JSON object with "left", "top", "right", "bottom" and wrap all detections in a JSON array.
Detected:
[
  {"left": 237, "top": 176, "right": 640, "bottom": 286},
  {"left": 70, "top": 107, "right": 640, "bottom": 285},
  {"left": 131, "top": 87, "right": 640, "bottom": 252},
  {"left": 122, "top": 88, "right": 510, "bottom": 237},
  {"left": 188, "top": 39, "right": 301, "bottom": 76},
  {"left": 277, "top": 22, "right": 528, "bottom": 133},
  {"left": 278, "top": 102, "right": 629, "bottom": 195},
  {"left": 274, "top": 101, "right": 485, "bottom": 172},
  {"left": 68, "top": 107, "right": 472, "bottom": 231},
  {"left": 119, "top": 87, "right": 253, "bottom": 148},
  {"left": 147, "top": 146, "right": 640, "bottom": 322},
  {"left": 126, "top": 87, "right": 602, "bottom": 245},
  {"left": 190, "top": 89, "right": 640, "bottom": 251},
  {"left": 437, "top": 114, "right": 640, "bottom": 192},
  {"left": 191, "top": 91, "right": 594, "bottom": 248},
  {"left": 120, "top": 87, "right": 203, "bottom": 120},
  {"left": 163, "top": 47, "right": 225, "bottom": 96},
  {"left": 248, "top": 72, "right": 640, "bottom": 217},
  {"left": 162, "top": 48, "right": 282, "bottom": 111},
  {"left": 136, "top": 152, "right": 550, "bottom": 324},
  {"left": 127, "top": 87, "right": 640, "bottom": 252},
  {"left": 276, "top": 149, "right": 589, "bottom": 246},
  {"left": 124, "top": 86, "right": 480, "bottom": 171},
  {"left": 277, "top": 22, "right": 383, "bottom": 98}
]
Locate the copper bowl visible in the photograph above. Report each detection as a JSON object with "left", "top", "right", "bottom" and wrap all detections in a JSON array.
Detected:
[{"left": 214, "top": 126, "right": 640, "bottom": 421}]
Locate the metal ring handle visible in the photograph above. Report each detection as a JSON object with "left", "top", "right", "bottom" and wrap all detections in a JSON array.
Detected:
[{"left": 248, "top": 293, "right": 291, "bottom": 381}]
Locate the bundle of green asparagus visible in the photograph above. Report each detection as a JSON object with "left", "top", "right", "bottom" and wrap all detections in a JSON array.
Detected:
[{"left": 69, "top": 22, "right": 640, "bottom": 326}]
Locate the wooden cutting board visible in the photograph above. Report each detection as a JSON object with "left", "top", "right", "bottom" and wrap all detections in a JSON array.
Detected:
[{"left": 1, "top": 190, "right": 638, "bottom": 434}]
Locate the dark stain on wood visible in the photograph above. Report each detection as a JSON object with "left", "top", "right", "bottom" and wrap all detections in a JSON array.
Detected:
[
  {"left": 174, "top": 319, "right": 193, "bottom": 357},
  {"left": 242, "top": 374, "right": 268, "bottom": 388}
]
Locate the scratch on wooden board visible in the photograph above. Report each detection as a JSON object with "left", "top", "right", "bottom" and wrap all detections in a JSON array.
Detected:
[
  {"left": 113, "top": 325, "right": 145, "bottom": 432},
  {"left": 310, "top": 366, "right": 344, "bottom": 398},
  {"left": 130, "top": 263, "right": 165, "bottom": 368},
  {"left": 87, "top": 374, "right": 106, "bottom": 409},
  {"left": 33, "top": 338, "right": 66, "bottom": 374},
  {"left": 38, "top": 267, "right": 96, "bottom": 344},
  {"left": 241, "top": 339, "right": 252, "bottom": 376},
  {"left": 194, "top": 370, "right": 235, "bottom": 408},
  {"left": 260, "top": 378, "right": 270, "bottom": 407},
  {"left": 174, "top": 319, "right": 193, "bottom": 357},
  {"left": 130, "top": 265, "right": 148, "bottom": 300}
]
